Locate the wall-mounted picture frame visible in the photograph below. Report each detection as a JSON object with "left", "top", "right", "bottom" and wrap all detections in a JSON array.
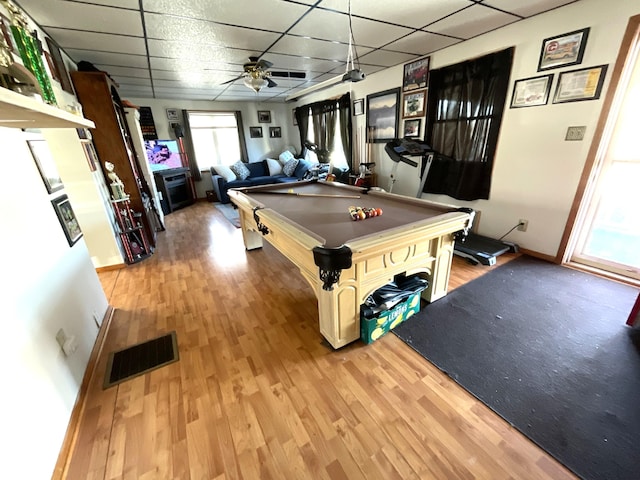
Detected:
[
  {"left": 45, "top": 36, "right": 74, "bottom": 93},
  {"left": 402, "top": 90, "right": 426, "bottom": 117},
  {"left": 403, "top": 57, "right": 430, "bottom": 92},
  {"left": 538, "top": 27, "right": 590, "bottom": 72},
  {"left": 510, "top": 74, "right": 554, "bottom": 108},
  {"left": 366, "top": 87, "right": 400, "bottom": 143},
  {"left": 51, "top": 194, "right": 83, "bottom": 247},
  {"left": 403, "top": 119, "right": 421, "bottom": 138},
  {"left": 249, "top": 126, "right": 263, "bottom": 138},
  {"left": 258, "top": 110, "right": 271, "bottom": 123},
  {"left": 166, "top": 108, "right": 179, "bottom": 121},
  {"left": 553, "top": 64, "right": 608, "bottom": 104},
  {"left": 353, "top": 98, "right": 364, "bottom": 116},
  {"left": 27, "top": 139, "right": 64, "bottom": 194},
  {"left": 292, "top": 108, "right": 298, "bottom": 125},
  {"left": 43, "top": 51, "right": 60, "bottom": 81},
  {"left": 269, "top": 126, "right": 282, "bottom": 138},
  {"left": 81, "top": 141, "right": 98, "bottom": 172}
]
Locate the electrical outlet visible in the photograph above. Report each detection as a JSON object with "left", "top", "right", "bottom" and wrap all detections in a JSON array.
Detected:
[
  {"left": 518, "top": 219, "right": 528, "bottom": 232},
  {"left": 565, "top": 126, "right": 586, "bottom": 141}
]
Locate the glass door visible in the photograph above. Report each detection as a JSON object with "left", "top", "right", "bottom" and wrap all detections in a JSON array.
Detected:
[{"left": 569, "top": 25, "right": 640, "bottom": 281}]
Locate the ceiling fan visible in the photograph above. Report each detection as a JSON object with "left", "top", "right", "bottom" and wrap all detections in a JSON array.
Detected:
[{"left": 222, "top": 57, "right": 306, "bottom": 92}]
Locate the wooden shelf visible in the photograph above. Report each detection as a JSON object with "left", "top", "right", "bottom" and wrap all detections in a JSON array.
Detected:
[{"left": 0, "top": 86, "right": 95, "bottom": 129}]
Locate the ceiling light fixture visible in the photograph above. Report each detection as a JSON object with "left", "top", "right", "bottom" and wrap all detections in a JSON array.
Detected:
[{"left": 243, "top": 71, "right": 269, "bottom": 92}]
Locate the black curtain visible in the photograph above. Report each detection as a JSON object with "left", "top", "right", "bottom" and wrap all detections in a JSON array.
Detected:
[
  {"left": 234, "top": 111, "right": 249, "bottom": 163},
  {"left": 424, "top": 48, "right": 513, "bottom": 200},
  {"left": 181, "top": 109, "right": 201, "bottom": 181},
  {"left": 295, "top": 93, "right": 351, "bottom": 168}
]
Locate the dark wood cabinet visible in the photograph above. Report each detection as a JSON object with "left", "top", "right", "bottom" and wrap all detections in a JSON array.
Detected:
[{"left": 71, "top": 71, "right": 157, "bottom": 249}]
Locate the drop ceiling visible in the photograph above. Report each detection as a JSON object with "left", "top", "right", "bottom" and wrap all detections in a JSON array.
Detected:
[{"left": 16, "top": 0, "right": 581, "bottom": 103}]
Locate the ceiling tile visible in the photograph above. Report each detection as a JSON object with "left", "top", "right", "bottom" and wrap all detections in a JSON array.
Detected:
[
  {"left": 289, "top": 9, "right": 413, "bottom": 48},
  {"left": 64, "top": 50, "right": 148, "bottom": 69},
  {"left": 44, "top": 28, "right": 147, "bottom": 57},
  {"left": 483, "top": 0, "right": 579, "bottom": 17},
  {"left": 319, "top": 0, "right": 474, "bottom": 29},
  {"left": 357, "top": 50, "right": 420, "bottom": 68},
  {"left": 144, "top": 12, "right": 281, "bottom": 49},
  {"left": 73, "top": 0, "right": 139, "bottom": 8},
  {"left": 270, "top": 35, "right": 372, "bottom": 63},
  {"left": 110, "top": 76, "right": 152, "bottom": 86},
  {"left": 98, "top": 65, "right": 149, "bottom": 78},
  {"left": 427, "top": 4, "right": 520, "bottom": 40},
  {"left": 16, "top": 0, "right": 142, "bottom": 36},
  {"left": 146, "top": 0, "right": 310, "bottom": 31},
  {"left": 384, "top": 31, "right": 461, "bottom": 55},
  {"left": 147, "top": 39, "right": 254, "bottom": 65}
]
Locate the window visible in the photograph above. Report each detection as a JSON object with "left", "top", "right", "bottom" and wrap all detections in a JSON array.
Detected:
[
  {"left": 187, "top": 112, "right": 241, "bottom": 169},
  {"left": 295, "top": 93, "right": 352, "bottom": 172},
  {"left": 424, "top": 48, "right": 513, "bottom": 200}
]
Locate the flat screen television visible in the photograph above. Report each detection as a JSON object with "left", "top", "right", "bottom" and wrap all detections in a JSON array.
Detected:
[{"left": 144, "top": 139, "right": 183, "bottom": 171}]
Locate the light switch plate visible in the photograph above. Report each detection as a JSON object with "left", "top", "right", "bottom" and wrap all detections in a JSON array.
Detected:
[{"left": 566, "top": 126, "right": 586, "bottom": 141}]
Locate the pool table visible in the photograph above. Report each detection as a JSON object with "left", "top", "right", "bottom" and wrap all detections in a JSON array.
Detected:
[{"left": 228, "top": 180, "right": 474, "bottom": 349}]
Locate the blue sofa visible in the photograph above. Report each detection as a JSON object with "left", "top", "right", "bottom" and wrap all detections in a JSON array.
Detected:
[{"left": 211, "top": 158, "right": 315, "bottom": 204}]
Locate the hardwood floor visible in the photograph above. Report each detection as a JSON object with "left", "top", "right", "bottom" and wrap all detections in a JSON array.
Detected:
[{"left": 62, "top": 201, "right": 577, "bottom": 479}]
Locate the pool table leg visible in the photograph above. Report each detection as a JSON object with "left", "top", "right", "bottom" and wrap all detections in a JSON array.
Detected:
[{"left": 238, "top": 209, "right": 264, "bottom": 250}]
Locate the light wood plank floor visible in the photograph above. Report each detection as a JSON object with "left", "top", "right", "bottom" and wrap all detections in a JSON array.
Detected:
[{"left": 63, "top": 201, "right": 577, "bottom": 480}]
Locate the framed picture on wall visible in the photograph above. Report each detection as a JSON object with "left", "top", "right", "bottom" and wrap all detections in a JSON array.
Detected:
[
  {"left": 27, "top": 139, "right": 64, "bottom": 194},
  {"left": 403, "top": 119, "right": 421, "bottom": 138},
  {"left": 353, "top": 99, "right": 364, "bottom": 116},
  {"left": 51, "top": 194, "right": 83, "bottom": 246},
  {"left": 552, "top": 64, "right": 608, "bottom": 103},
  {"left": 366, "top": 87, "right": 400, "bottom": 143},
  {"left": 249, "top": 126, "right": 263, "bottom": 138},
  {"left": 269, "top": 127, "right": 281, "bottom": 138},
  {"left": 45, "top": 36, "right": 74, "bottom": 93},
  {"left": 403, "top": 57, "right": 430, "bottom": 92},
  {"left": 510, "top": 74, "right": 553, "bottom": 108},
  {"left": 258, "top": 110, "right": 271, "bottom": 123},
  {"left": 402, "top": 90, "right": 426, "bottom": 117},
  {"left": 537, "top": 27, "right": 590, "bottom": 71}
]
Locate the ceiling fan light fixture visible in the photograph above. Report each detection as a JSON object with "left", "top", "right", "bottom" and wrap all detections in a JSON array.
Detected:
[{"left": 243, "top": 74, "right": 268, "bottom": 92}]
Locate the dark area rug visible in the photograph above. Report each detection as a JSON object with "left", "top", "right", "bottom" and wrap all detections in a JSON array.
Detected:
[
  {"left": 104, "top": 331, "right": 179, "bottom": 388},
  {"left": 393, "top": 256, "right": 640, "bottom": 480}
]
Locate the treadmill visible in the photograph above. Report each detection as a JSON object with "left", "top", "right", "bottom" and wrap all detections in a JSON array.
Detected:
[
  {"left": 454, "top": 233, "right": 518, "bottom": 266},
  {"left": 383, "top": 138, "right": 518, "bottom": 266}
]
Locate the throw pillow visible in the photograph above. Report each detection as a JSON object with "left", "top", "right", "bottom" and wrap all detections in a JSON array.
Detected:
[
  {"left": 279, "top": 150, "right": 295, "bottom": 165},
  {"left": 266, "top": 158, "right": 283, "bottom": 175},
  {"left": 229, "top": 160, "right": 251, "bottom": 180},
  {"left": 213, "top": 165, "right": 237, "bottom": 182},
  {"left": 283, "top": 158, "right": 299, "bottom": 177}
]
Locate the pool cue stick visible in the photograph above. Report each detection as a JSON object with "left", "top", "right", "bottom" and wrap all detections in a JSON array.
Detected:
[{"left": 258, "top": 191, "right": 361, "bottom": 199}]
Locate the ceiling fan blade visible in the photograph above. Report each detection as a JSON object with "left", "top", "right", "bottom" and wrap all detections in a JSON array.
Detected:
[
  {"left": 266, "top": 77, "right": 277, "bottom": 88},
  {"left": 221, "top": 74, "right": 243, "bottom": 85},
  {"left": 256, "top": 59, "right": 273, "bottom": 70},
  {"left": 270, "top": 71, "right": 306, "bottom": 79}
]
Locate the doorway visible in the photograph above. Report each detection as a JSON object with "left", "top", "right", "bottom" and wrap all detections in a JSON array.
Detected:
[{"left": 563, "top": 15, "right": 640, "bottom": 284}]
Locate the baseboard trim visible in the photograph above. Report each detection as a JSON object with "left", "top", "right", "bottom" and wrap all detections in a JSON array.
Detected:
[
  {"left": 51, "top": 306, "right": 115, "bottom": 480},
  {"left": 96, "top": 263, "right": 126, "bottom": 273},
  {"left": 518, "top": 248, "right": 557, "bottom": 263}
]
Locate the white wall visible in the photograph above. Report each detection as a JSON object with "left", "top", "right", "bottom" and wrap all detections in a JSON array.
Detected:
[
  {"left": 0, "top": 127, "right": 109, "bottom": 479},
  {"left": 125, "top": 97, "right": 301, "bottom": 198},
  {"left": 293, "top": 0, "right": 640, "bottom": 257}
]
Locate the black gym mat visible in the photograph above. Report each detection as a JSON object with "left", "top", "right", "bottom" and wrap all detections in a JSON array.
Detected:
[
  {"left": 393, "top": 256, "right": 640, "bottom": 480},
  {"left": 104, "top": 331, "right": 179, "bottom": 389}
]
